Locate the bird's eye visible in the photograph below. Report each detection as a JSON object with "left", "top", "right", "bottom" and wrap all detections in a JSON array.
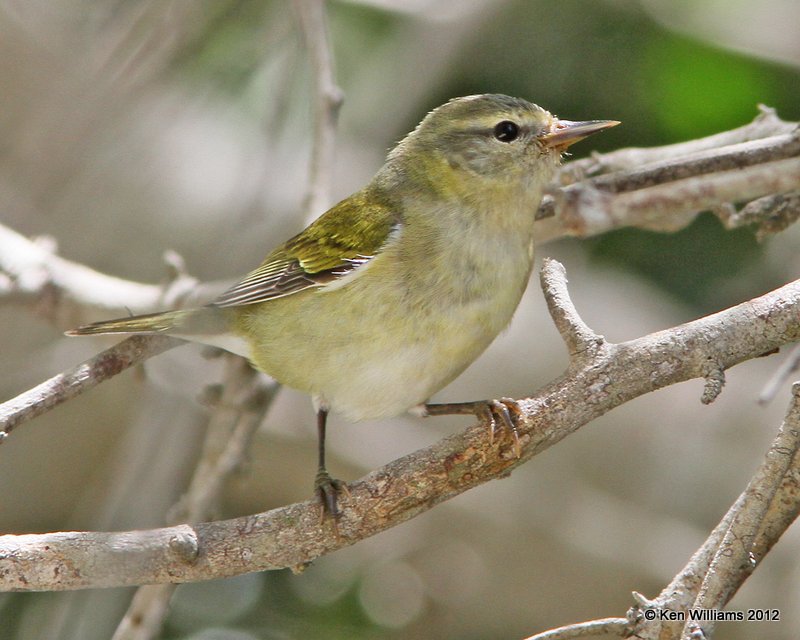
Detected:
[{"left": 493, "top": 120, "right": 519, "bottom": 142}]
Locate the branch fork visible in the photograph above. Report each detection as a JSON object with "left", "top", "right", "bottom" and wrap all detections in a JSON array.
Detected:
[
  {"left": 624, "top": 383, "right": 800, "bottom": 640},
  {"left": 3, "top": 260, "right": 800, "bottom": 593},
  {"left": 2, "top": 103, "right": 800, "bottom": 639},
  {"left": 539, "top": 257, "right": 609, "bottom": 368}
]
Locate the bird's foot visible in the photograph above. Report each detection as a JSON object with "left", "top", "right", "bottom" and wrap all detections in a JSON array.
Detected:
[
  {"left": 314, "top": 467, "right": 349, "bottom": 524},
  {"left": 422, "top": 398, "right": 524, "bottom": 458}
]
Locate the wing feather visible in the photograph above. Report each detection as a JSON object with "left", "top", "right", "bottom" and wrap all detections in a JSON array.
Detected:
[{"left": 213, "top": 192, "right": 398, "bottom": 308}]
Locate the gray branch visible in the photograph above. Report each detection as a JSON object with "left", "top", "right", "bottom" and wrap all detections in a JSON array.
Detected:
[
  {"left": 0, "top": 224, "right": 220, "bottom": 318},
  {"left": 0, "top": 335, "right": 184, "bottom": 439},
  {"left": 2, "top": 261, "right": 799, "bottom": 591},
  {"left": 625, "top": 385, "right": 800, "bottom": 640},
  {"left": 535, "top": 109, "right": 800, "bottom": 243},
  {"left": 522, "top": 617, "right": 628, "bottom": 640},
  {"left": 2, "top": 111, "right": 796, "bottom": 327},
  {"left": 293, "top": 0, "right": 344, "bottom": 219},
  {"left": 111, "top": 356, "right": 278, "bottom": 640}
]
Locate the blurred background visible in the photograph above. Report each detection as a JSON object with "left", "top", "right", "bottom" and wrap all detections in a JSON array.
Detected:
[{"left": 2, "top": 0, "right": 800, "bottom": 638}]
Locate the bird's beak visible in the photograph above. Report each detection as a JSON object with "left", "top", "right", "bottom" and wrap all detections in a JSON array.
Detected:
[{"left": 540, "top": 119, "right": 620, "bottom": 151}]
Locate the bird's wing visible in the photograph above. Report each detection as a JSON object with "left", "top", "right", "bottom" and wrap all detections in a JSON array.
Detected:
[{"left": 213, "top": 193, "right": 399, "bottom": 308}]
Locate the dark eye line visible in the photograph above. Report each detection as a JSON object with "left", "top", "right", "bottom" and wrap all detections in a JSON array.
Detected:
[
  {"left": 454, "top": 124, "right": 544, "bottom": 139},
  {"left": 459, "top": 126, "right": 529, "bottom": 136}
]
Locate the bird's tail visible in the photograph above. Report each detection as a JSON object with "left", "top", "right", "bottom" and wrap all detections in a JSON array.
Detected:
[
  {"left": 66, "top": 309, "right": 208, "bottom": 336},
  {"left": 67, "top": 307, "right": 250, "bottom": 358}
]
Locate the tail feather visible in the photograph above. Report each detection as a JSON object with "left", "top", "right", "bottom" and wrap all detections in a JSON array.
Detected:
[
  {"left": 67, "top": 307, "right": 251, "bottom": 359},
  {"left": 66, "top": 310, "right": 194, "bottom": 336}
]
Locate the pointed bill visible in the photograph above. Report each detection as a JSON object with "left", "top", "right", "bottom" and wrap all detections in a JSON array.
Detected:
[{"left": 540, "top": 119, "right": 620, "bottom": 151}]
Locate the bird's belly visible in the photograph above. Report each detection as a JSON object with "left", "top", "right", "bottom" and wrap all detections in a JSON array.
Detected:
[
  {"left": 237, "top": 238, "right": 532, "bottom": 421},
  {"left": 315, "top": 306, "right": 499, "bottom": 421}
]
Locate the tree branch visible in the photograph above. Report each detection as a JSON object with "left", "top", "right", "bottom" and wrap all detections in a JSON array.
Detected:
[
  {"left": 558, "top": 105, "right": 796, "bottom": 180},
  {"left": 540, "top": 258, "right": 606, "bottom": 366},
  {"left": 0, "top": 224, "right": 159, "bottom": 310},
  {"left": 624, "top": 384, "right": 800, "bottom": 640},
  {"left": 1, "top": 112, "right": 795, "bottom": 326},
  {"left": 0, "top": 335, "right": 184, "bottom": 440},
  {"left": 0, "top": 223, "right": 220, "bottom": 319},
  {"left": 523, "top": 617, "right": 628, "bottom": 640},
  {"left": 111, "top": 356, "right": 277, "bottom": 640},
  {"left": 2, "top": 261, "right": 799, "bottom": 591},
  {"left": 535, "top": 113, "right": 800, "bottom": 243},
  {"left": 682, "top": 383, "right": 800, "bottom": 638},
  {"left": 759, "top": 343, "right": 800, "bottom": 404}
]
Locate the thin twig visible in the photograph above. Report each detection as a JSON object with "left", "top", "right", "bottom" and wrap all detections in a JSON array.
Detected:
[
  {"left": 720, "top": 189, "right": 800, "bottom": 240},
  {"left": 627, "top": 385, "right": 800, "bottom": 640},
  {"left": 536, "top": 114, "right": 800, "bottom": 243},
  {"left": 112, "top": 356, "right": 277, "bottom": 640},
  {"left": 537, "top": 155, "right": 800, "bottom": 242},
  {"left": 170, "top": 360, "right": 277, "bottom": 523},
  {"left": 2, "top": 266, "right": 800, "bottom": 590},
  {"left": 681, "top": 383, "right": 800, "bottom": 640},
  {"left": 581, "top": 131, "right": 800, "bottom": 195},
  {"left": 293, "top": 0, "right": 343, "bottom": 219},
  {"left": 0, "top": 223, "right": 218, "bottom": 315},
  {"left": 0, "top": 335, "right": 184, "bottom": 439},
  {"left": 0, "top": 224, "right": 164, "bottom": 310},
  {"left": 110, "top": 584, "right": 175, "bottom": 640},
  {"left": 759, "top": 343, "right": 800, "bottom": 405},
  {"left": 523, "top": 617, "right": 628, "bottom": 640},
  {"left": 558, "top": 105, "right": 796, "bottom": 182}
]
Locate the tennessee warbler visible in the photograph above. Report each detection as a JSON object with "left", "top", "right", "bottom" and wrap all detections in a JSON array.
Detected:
[{"left": 69, "top": 94, "right": 618, "bottom": 516}]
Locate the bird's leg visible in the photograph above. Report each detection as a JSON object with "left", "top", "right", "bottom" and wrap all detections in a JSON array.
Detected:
[
  {"left": 423, "top": 398, "right": 523, "bottom": 458},
  {"left": 314, "top": 407, "right": 347, "bottom": 519}
]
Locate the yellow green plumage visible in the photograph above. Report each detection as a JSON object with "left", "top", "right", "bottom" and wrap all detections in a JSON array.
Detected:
[{"left": 68, "top": 94, "right": 617, "bottom": 513}]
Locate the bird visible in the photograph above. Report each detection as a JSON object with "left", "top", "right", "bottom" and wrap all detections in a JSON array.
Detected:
[{"left": 68, "top": 94, "right": 618, "bottom": 516}]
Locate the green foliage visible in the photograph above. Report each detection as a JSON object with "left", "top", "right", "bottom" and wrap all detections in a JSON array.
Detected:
[
  {"left": 588, "top": 213, "right": 763, "bottom": 310},
  {"left": 640, "top": 37, "right": 782, "bottom": 139}
]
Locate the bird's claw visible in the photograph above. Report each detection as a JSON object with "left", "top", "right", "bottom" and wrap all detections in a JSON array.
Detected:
[
  {"left": 479, "top": 398, "right": 523, "bottom": 458},
  {"left": 314, "top": 468, "right": 349, "bottom": 525}
]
